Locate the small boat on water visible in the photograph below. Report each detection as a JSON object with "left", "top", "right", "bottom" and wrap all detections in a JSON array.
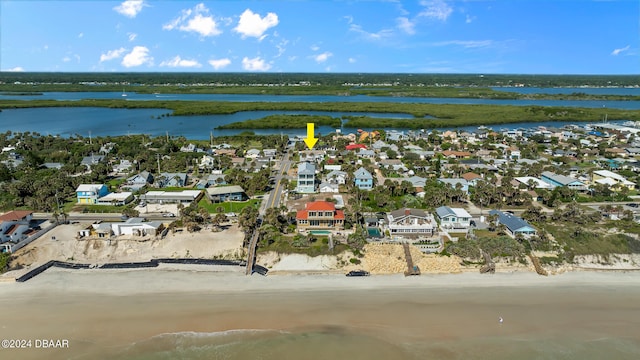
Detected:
[{"left": 121, "top": 89, "right": 127, "bottom": 97}]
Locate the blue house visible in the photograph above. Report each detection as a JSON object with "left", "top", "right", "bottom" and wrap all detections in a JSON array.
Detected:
[
  {"left": 206, "top": 186, "right": 248, "bottom": 203},
  {"left": 488, "top": 210, "right": 536, "bottom": 238},
  {"left": 540, "top": 171, "right": 586, "bottom": 191},
  {"left": 438, "top": 178, "right": 469, "bottom": 195},
  {"left": 76, "top": 184, "right": 110, "bottom": 204},
  {"left": 354, "top": 167, "right": 374, "bottom": 190}
]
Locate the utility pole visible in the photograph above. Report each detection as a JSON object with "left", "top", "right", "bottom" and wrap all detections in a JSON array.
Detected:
[
  {"left": 89, "top": 130, "right": 92, "bottom": 145},
  {"left": 157, "top": 153, "right": 161, "bottom": 174}
]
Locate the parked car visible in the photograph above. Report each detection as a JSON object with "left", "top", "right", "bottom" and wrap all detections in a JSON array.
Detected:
[
  {"left": 346, "top": 270, "right": 370, "bottom": 277},
  {"left": 163, "top": 213, "right": 175, "bottom": 217}
]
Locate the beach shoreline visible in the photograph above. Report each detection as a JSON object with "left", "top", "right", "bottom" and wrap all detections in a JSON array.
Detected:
[{"left": 2, "top": 264, "right": 640, "bottom": 298}]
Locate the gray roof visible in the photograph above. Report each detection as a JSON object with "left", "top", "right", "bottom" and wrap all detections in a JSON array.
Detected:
[
  {"left": 354, "top": 167, "right": 373, "bottom": 180},
  {"left": 488, "top": 210, "right": 534, "bottom": 233},
  {"left": 298, "top": 162, "right": 315, "bottom": 175},
  {"left": 206, "top": 185, "right": 246, "bottom": 196},
  {"left": 435, "top": 206, "right": 455, "bottom": 218},
  {"left": 541, "top": 171, "right": 583, "bottom": 186},
  {"left": 389, "top": 208, "right": 428, "bottom": 219}
]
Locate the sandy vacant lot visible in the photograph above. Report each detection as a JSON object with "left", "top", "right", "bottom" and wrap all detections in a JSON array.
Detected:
[{"left": 9, "top": 221, "right": 245, "bottom": 276}]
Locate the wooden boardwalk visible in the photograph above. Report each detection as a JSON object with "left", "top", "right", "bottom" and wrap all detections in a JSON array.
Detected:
[
  {"left": 245, "top": 228, "right": 260, "bottom": 275},
  {"left": 480, "top": 249, "right": 495, "bottom": 274},
  {"left": 528, "top": 254, "right": 548, "bottom": 276},
  {"left": 402, "top": 243, "right": 420, "bottom": 276}
]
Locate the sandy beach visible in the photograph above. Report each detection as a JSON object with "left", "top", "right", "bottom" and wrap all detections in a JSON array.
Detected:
[{"left": 1, "top": 269, "right": 640, "bottom": 360}]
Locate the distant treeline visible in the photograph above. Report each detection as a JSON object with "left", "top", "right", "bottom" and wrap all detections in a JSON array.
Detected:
[
  {"left": 1, "top": 72, "right": 639, "bottom": 88},
  {"left": 1, "top": 99, "right": 639, "bottom": 130}
]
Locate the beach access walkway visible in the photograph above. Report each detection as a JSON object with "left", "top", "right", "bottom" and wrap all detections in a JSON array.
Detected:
[{"left": 403, "top": 242, "right": 421, "bottom": 276}]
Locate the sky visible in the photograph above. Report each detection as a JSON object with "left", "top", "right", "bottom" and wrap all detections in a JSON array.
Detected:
[{"left": 0, "top": 0, "right": 638, "bottom": 74}]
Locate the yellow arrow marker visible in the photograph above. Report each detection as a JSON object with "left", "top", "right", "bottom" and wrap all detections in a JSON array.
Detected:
[{"left": 303, "top": 122, "right": 318, "bottom": 150}]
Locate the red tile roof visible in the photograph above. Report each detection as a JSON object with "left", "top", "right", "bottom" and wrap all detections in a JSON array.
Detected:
[
  {"left": 346, "top": 144, "right": 367, "bottom": 150},
  {"left": 305, "top": 201, "right": 336, "bottom": 211},
  {"left": 296, "top": 201, "right": 344, "bottom": 220},
  {"left": 0, "top": 210, "right": 33, "bottom": 223}
]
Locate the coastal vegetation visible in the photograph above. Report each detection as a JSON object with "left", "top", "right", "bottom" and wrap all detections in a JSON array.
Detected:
[
  {"left": 2, "top": 99, "right": 639, "bottom": 130},
  {"left": 2, "top": 72, "right": 639, "bottom": 99}
]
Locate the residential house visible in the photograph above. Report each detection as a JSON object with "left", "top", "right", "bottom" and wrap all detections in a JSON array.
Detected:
[
  {"left": 461, "top": 172, "right": 482, "bottom": 187},
  {"left": 540, "top": 171, "right": 587, "bottom": 191},
  {"left": 245, "top": 148, "right": 261, "bottom": 159},
  {"left": 99, "top": 143, "right": 114, "bottom": 155},
  {"left": 438, "top": 178, "right": 469, "bottom": 195},
  {"left": 318, "top": 182, "right": 339, "bottom": 193},
  {"left": 386, "top": 130, "right": 407, "bottom": 141},
  {"left": 488, "top": 210, "right": 537, "bottom": 238},
  {"left": 514, "top": 176, "right": 554, "bottom": 190},
  {"left": 76, "top": 184, "right": 109, "bottom": 204},
  {"left": 205, "top": 173, "right": 227, "bottom": 187},
  {"left": 156, "top": 172, "right": 188, "bottom": 188},
  {"left": 206, "top": 186, "right": 248, "bottom": 203},
  {"left": 0, "top": 210, "right": 33, "bottom": 243},
  {"left": 111, "top": 218, "right": 165, "bottom": 237},
  {"left": 353, "top": 167, "right": 374, "bottom": 190},
  {"left": 112, "top": 159, "right": 133, "bottom": 174},
  {"left": 2, "top": 152, "right": 24, "bottom": 168},
  {"left": 180, "top": 143, "right": 197, "bottom": 152},
  {"left": 435, "top": 206, "right": 472, "bottom": 230},
  {"left": 325, "top": 170, "right": 348, "bottom": 185},
  {"left": 199, "top": 155, "right": 216, "bottom": 170},
  {"left": 297, "top": 162, "right": 316, "bottom": 193},
  {"left": 592, "top": 170, "right": 636, "bottom": 190},
  {"left": 139, "top": 190, "right": 203, "bottom": 204},
  {"left": 81, "top": 154, "right": 105, "bottom": 168},
  {"left": 441, "top": 150, "right": 472, "bottom": 159},
  {"left": 95, "top": 192, "right": 134, "bottom": 206},
  {"left": 123, "top": 171, "right": 154, "bottom": 191},
  {"left": 296, "top": 201, "right": 345, "bottom": 231},
  {"left": 385, "top": 208, "right": 436, "bottom": 237},
  {"left": 41, "top": 162, "right": 63, "bottom": 170},
  {"left": 357, "top": 148, "right": 376, "bottom": 159}
]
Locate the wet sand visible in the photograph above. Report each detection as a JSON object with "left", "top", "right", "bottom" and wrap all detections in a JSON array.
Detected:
[{"left": 1, "top": 269, "right": 640, "bottom": 360}]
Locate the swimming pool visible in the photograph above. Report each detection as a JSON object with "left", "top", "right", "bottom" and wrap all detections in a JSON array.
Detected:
[
  {"left": 309, "top": 230, "right": 332, "bottom": 235},
  {"left": 367, "top": 228, "right": 382, "bottom": 238}
]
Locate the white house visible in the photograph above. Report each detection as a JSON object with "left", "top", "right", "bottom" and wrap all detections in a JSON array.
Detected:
[
  {"left": 435, "top": 206, "right": 472, "bottom": 229},
  {"left": 385, "top": 208, "right": 436, "bottom": 237},
  {"left": 0, "top": 210, "right": 33, "bottom": 243}
]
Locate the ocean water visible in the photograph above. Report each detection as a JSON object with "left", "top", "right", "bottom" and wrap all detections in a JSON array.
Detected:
[
  {"left": 106, "top": 327, "right": 640, "bottom": 360},
  {"left": 2, "top": 271, "right": 639, "bottom": 360}
]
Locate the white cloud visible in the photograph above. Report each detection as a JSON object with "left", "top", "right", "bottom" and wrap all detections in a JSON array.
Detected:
[
  {"left": 611, "top": 45, "right": 630, "bottom": 56},
  {"left": 348, "top": 58, "right": 357, "bottom": 64},
  {"left": 113, "top": 0, "right": 146, "bottom": 18},
  {"left": 275, "top": 39, "right": 288, "bottom": 58},
  {"left": 100, "top": 47, "right": 126, "bottom": 62},
  {"left": 242, "top": 56, "right": 271, "bottom": 71},
  {"left": 63, "top": 56, "right": 71, "bottom": 62},
  {"left": 3, "top": 67, "right": 24, "bottom": 72},
  {"left": 313, "top": 52, "right": 333, "bottom": 63},
  {"left": 234, "top": 9, "right": 279, "bottom": 40},
  {"left": 349, "top": 24, "right": 394, "bottom": 41},
  {"left": 433, "top": 40, "right": 494, "bottom": 48},
  {"left": 419, "top": 0, "right": 453, "bottom": 21},
  {"left": 310, "top": 45, "right": 320, "bottom": 51},
  {"left": 164, "top": 3, "right": 221, "bottom": 37},
  {"left": 128, "top": 33, "right": 137, "bottom": 42},
  {"left": 208, "top": 58, "right": 232, "bottom": 70},
  {"left": 396, "top": 17, "right": 415, "bottom": 35},
  {"left": 121, "top": 46, "right": 153, "bottom": 67},
  {"left": 160, "top": 56, "right": 202, "bottom": 68},
  {"left": 465, "top": 15, "right": 475, "bottom": 24},
  {"left": 78, "top": 32, "right": 84, "bottom": 38}
]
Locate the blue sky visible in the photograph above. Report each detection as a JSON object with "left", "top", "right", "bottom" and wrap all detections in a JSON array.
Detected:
[{"left": 1, "top": 0, "right": 638, "bottom": 74}]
